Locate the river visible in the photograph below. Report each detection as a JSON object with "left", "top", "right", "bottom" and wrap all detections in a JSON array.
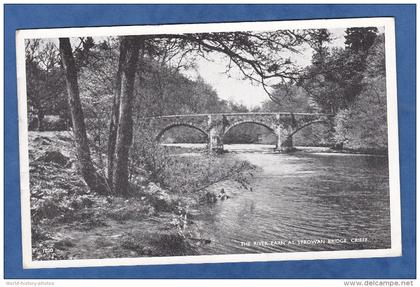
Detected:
[{"left": 175, "top": 144, "right": 391, "bottom": 255}]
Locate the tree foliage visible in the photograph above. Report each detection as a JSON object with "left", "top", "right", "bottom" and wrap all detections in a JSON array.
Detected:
[
  {"left": 334, "top": 34, "right": 387, "bottom": 150},
  {"left": 301, "top": 27, "right": 379, "bottom": 114},
  {"left": 25, "top": 40, "right": 67, "bottom": 130}
]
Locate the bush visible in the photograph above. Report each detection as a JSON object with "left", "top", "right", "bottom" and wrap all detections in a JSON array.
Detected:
[
  {"left": 334, "top": 76, "right": 387, "bottom": 152},
  {"left": 130, "top": 128, "right": 173, "bottom": 185},
  {"left": 118, "top": 231, "right": 196, "bottom": 257},
  {"left": 151, "top": 233, "right": 197, "bottom": 256},
  {"left": 130, "top": 129, "right": 256, "bottom": 195},
  {"left": 31, "top": 194, "right": 71, "bottom": 221}
]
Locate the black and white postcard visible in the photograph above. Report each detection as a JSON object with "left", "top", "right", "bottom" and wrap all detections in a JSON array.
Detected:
[{"left": 16, "top": 17, "right": 401, "bottom": 268}]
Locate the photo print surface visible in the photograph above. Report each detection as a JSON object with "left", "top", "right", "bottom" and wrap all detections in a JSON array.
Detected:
[{"left": 16, "top": 17, "right": 401, "bottom": 268}]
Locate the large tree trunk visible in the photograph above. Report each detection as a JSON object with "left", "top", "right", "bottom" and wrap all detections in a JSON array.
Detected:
[
  {"left": 37, "top": 109, "right": 44, "bottom": 131},
  {"left": 106, "top": 37, "right": 129, "bottom": 184},
  {"left": 59, "top": 38, "right": 108, "bottom": 194},
  {"left": 111, "top": 36, "right": 142, "bottom": 195}
]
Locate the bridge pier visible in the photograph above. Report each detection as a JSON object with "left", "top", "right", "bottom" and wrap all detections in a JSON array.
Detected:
[
  {"left": 274, "top": 124, "right": 294, "bottom": 153},
  {"left": 208, "top": 133, "right": 224, "bottom": 152},
  {"left": 208, "top": 116, "right": 224, "bottom": 152},
  {"left": 276, "top": 136, "right": 294, "bottom": 153}
]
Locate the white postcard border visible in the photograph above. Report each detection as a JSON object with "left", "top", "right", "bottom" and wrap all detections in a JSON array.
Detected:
[{"left": 15, "top": 17, "right": 401, "bottom": 269}]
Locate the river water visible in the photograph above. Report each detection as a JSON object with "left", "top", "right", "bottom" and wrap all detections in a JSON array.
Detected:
[{"left": 187, "top": 144, "right": 391, "bottom": 254}]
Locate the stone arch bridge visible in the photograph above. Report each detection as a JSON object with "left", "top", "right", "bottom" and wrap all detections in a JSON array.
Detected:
[{"left": 142, "top": 112, "right": 333, "bottom": 152}]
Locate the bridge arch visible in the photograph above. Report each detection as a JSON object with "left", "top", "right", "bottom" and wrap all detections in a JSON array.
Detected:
[
  {"left": 223, "top": 120, "right": 277, "bottom": 142},
  {"left": 155, "top": 122, "right": 209, "bottom": 142},
  {"left": 289, "top": 119, "right": 332, "bottom": 138}
]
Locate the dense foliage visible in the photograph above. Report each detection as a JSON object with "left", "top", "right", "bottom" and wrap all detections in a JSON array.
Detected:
[
  {"left": 25, "top": 40, "right": 68, "bottom": 130},
  {"left": 257, "top": 28, "right": 387, "bottom": 150},
  {"left": 333, "top": 34, "right": 387, "bottom": 151}
]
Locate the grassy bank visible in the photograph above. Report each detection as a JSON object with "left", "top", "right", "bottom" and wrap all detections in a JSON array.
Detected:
[{"left": 28, "top": 132, "right": 255, "bottom": 260}]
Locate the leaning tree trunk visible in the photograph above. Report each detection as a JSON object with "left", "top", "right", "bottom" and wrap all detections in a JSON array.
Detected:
[
  {"left": 59, "top": 38, "right": 108, "bottom": 194},
  {"left": 111, "top": 36, "right": 142, "bottom": 195},
  {"left": 37, "top": 110, "right": 44, "bottom": 131},
  {"left": 106, "top": 38, "right": 127, "bottom": 184},
  {"left": 107, "top": 47, "right": 126, "bottom": 183}
]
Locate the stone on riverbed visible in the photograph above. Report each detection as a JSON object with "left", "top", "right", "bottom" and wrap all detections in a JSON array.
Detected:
[
  {"left": 218, "top": 188, "right": 230, "bottom": 200},
  {"left": 203, "top": 188, "right": 230, "bottom": 203}
]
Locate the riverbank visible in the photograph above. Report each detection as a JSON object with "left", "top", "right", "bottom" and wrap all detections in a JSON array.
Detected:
[
  {"left": 295, "top": 146, "right": 388, "bottom": 156},
  {"left": 219, "top": 144, "right": 388, "bottom": 156},
  {"left": 28, "top": 132, "right": 256, "bottom": 260}
]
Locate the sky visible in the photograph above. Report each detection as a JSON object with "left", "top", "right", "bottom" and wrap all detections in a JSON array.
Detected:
[{"left": 183, "top": 28, "right": 348, "bottom": 109}]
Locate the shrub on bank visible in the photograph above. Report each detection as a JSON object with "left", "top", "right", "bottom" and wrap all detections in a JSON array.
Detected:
[{"left": 130, "top": 128, "right": 256, "bottom": 196}]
